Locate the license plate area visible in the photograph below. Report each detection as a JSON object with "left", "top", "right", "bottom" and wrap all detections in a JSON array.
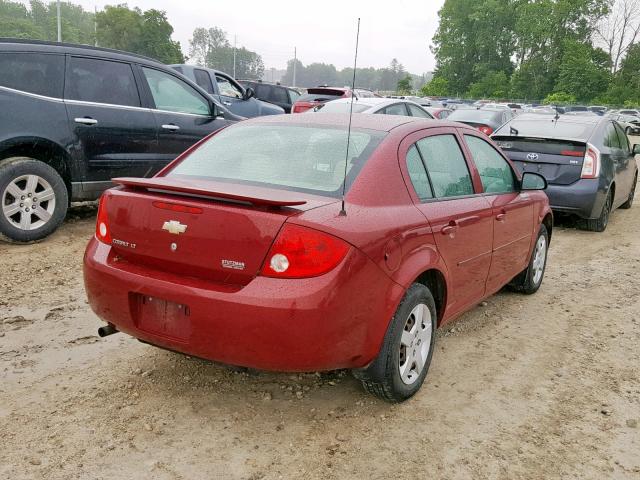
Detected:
[{"left": 131, "top": 294, "right": 191, "bottom": 343}]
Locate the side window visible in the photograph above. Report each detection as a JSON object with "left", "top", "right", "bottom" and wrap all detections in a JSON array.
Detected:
[
  {"left": 382, "top": 103, "right": 409, "bottom": 116},
  {"left": 270, "top": 87, "right": 289, "bottom": 104},
  {"left": 464, "top": 135, "right": 516, "bottom": 194},
  {"left": 0, "top": 52, "right": 64, "bottom": 98},
  {"left": 604, "top": 124, "right": 622, "bottom": 149},
  {"left": 193, "top": 69, "right": 214, "bottom": 94},
  {"left": 439, "top": 110, "right": 451, "bottom": 119},
  {"left": 216, "top": 75, "right": 243, "bottom": 99},
  {"left": 288, "top": 89, "right": 300, "bottom": 103},
  {"left": 142, "top": 67, "right": 209, "bottom": 115},
  {"left": 417, "top": 135, "right": 474, "bottom": 198},
  {"left": 407, "top": 104, "right": 432, "bottom": 118},
  {"left": 406, "top": 145, "right": 433, "bottom": 201},
  {"left": 614, "top": 123, "right": 630, "bottom": 153},
  {"left": 66, "top": 57, "right": 139, "bottom": 107},
  {"left": 255, "top": 84, "right": 271, "bottom": 99}
]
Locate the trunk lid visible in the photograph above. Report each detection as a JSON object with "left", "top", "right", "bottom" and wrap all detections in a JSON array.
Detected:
[
  {"left": 493, "top": 136, "right": 586, "bottom": 185},
  {"left": 105, "top": 178, "right": 337, "bottom": 286}
]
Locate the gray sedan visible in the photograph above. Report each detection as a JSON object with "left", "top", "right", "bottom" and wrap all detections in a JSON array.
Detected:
[{"left": 310, "top": 97, "right": 434, "bottom": 118}]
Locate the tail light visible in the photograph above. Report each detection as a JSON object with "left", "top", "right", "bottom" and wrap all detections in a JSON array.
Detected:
[
  {"left": 95, "top": 193, "right": 112, "bottom": 244},
  {"left": 260, "top": 224, "right": 350, "bottom": 278},
  {"left": 478, "top": 125, "right": 493, "bottom": 135},
  {"left": 581, "top": 144, "right": 600, "bottom": 179}
]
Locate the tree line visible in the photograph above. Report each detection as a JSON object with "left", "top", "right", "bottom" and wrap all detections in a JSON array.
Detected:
[{"left": 424, "top": 0, "right": 640, "bottom": 105}]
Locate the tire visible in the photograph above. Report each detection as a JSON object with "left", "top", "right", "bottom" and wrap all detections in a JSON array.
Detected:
[
  {"left": 510, "top": 224, "right": 548, "bottom": 295},
  {"left": 620, "top": 172, "right": 637, "bottom": 209},
  {"left": 584, "top": 189, "right": 612, "bottom": 232},
  {"left": 0, "top": 157, "right": 68, "bottom": 242},
  {"left": 352, "top": 283, "right": 437, "bottom": 403}
]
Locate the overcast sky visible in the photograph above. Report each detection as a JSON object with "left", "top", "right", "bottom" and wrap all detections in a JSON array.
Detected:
[{"left": 43, "top": 0, "right": 444, "bottom": 73}]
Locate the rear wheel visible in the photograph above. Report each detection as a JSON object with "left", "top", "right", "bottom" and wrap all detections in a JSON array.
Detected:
[
  {"left": 510, "top": 224, "right": 548, "bottom": 294},
  {"left": 584, "top": 189, "right": 612, "bottom": 232},
  {"left": 0, "top": 157, "right": 68, "bottom": 242},
  {"left": 620, "top": 173, "right": 637, "bottom": 209},
  {"left": 353, "top": 283, "right": 436, "bottom": 402}
]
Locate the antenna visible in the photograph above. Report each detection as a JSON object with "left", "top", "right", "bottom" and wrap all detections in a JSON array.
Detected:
[{"left": 340, "top": 17, "right": 361, "bottom": 216}]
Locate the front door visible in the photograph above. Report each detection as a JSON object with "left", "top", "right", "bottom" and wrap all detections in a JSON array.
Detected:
[
  {"left": 64, "top": 55, "right": 158, "bottom": 192},
  {"left": 462, "top": 133, "right": 534, "bottom": 293},
  {"left": 138, "top": 66, "right": 230, "bottom": 163},
  {"left": 403, "top": 130, "right": 494, "bottom": 317}
]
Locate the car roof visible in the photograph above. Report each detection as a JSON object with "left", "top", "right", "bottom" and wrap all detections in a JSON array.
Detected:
[
  {"left": 239, "top": 112, "right": 449, "bottom": 132},
  {"left": 324, "top": 97, "right": 421, "bottom": 108},
  {"left": 0, "top": 37, "right": 162, "bottom": 65}
]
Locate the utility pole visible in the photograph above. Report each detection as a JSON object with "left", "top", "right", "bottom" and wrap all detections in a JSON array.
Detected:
[
  {"left": 292, "top": 47, "right": 297, "bottom": 87},
  {"left": 233, "top": 35, "right": 237, "bottom": 78},
  {"left": 56, "top": 0, "right": 61, "bottom": 42}
]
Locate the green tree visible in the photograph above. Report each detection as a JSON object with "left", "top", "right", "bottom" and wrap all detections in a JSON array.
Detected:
[
  {"left": 543, "top": 92, "right": 577, "bottom": 104},
  {"left": 96, "top": 5, "right": 183, "bottom": 63},
  {"left": 467, "top": 70, "right": 509, "bottom": 98},
  {"left": 397, "top": 75, "right": 413, "bottom": 94},
  {"left": 554, "top": 41, "right": 610, "bottom": 102},
  {"left": 420, "top": 76, "right": 449, "bottom": 96}
]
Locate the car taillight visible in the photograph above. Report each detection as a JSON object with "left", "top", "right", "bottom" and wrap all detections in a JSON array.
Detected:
[
  {"left": 95, "top": 193, "right": 112, "bottom": 244},
  {"left": 560, "top": 149, "right": 583, "bottom": 157},
  {"left": 478, "top": 125, "right": 493, "bottom": 135},
  {"left": 260, "top": 224, "right": 350, "bottom": 278},
  {"left": 581, "top": 144, "right": 600, "bottom": 179}
]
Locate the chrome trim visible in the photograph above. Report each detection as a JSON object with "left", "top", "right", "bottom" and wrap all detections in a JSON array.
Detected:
[
  {"left": 0, "top": 85, "right": 64, "bottom": 103},
  {"left": 161, "top": 124, "right": 180, "bottom": 131},
  {"left": 65, "top": 98, "right": 152, "bottom": 113},
  {"left": 74, "top": 117, "right": 98, "bottom": 125}
]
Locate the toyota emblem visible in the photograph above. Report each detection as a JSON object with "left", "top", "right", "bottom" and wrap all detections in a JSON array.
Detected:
[{"left": 526, "top": 153, "right": 539, "bottom": 161}]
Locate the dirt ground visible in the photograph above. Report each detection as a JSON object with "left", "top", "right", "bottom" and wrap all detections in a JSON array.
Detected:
[{"left": 1, "top": 187, "right": 639, "bottom": 479}]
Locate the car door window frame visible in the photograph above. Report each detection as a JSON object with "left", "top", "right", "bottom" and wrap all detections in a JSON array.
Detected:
[
  {"left": 215, "top": 73, "right": 244, "bottom": 99},
  {"left": 398, "top": 127, "right": 483, "bottom": 204},
  {"left": 136, "top": 65, "right": 212, "bottom": 117},
  {"left": 613, "top": 122, "right": 631, "bottom": 154},
  {"left": 463, "top": 133, "right": 518, "bottom": 194},
  {"left": 380, "top": 103, "right": 410, "bottom": 116},
  {"left": 193, "top": 68, "right": 215, "bottom": 95}
]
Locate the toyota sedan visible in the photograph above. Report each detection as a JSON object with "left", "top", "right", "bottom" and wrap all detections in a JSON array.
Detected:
[{"left": 84, "top": 114, "right": 552, "bottom": 402}]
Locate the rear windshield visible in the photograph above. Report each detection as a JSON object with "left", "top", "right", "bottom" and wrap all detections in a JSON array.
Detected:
[
  {"left": 493, "top": 119, "right": 596, "bottom": 140},
  {"left": 168, "top": 124, "right": 385, "bottom": 197},
  {"left": 493, "top": 137, "right": 586, "bottom": 156},
  {"left": 447, "top": 109, "right": 500, "bottom": 123},
  {"left": 297, "top": 93, "right": 344, "bottom": 103},
  {"left": 314, "top": 102, "right": 371, "bottom": 113},
  {"left": 307, "top": 88, "right": 347, "bottom": 96}
]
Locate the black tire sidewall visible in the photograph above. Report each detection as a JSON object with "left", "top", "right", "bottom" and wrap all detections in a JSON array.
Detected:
[{"left": 0, "top": 157, "right": 68, "bottom": 242}]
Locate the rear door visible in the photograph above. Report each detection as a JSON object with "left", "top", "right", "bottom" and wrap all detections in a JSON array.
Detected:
[
  {"left": 402, "top": 129, "right": 494, "bottom": 317},
  {"left": 214, "top": 72, "right": 254, "bottom": 116},
  {"left": 138, "top": 65, "right": 229, "bottom": 163},
  {"left": 463, "top": 133, "right": 534, "bottom": 293},
  {"left": 612, "top": 122, "right": 635, "bottom": 206},
  {"left": 64, "top": 55, "right": 158, "bottom": 189}
]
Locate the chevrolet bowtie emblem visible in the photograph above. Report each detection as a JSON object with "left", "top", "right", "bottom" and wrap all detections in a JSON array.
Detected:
[{"left": 162, "top": 220, "right": 187, "bottom": 235}]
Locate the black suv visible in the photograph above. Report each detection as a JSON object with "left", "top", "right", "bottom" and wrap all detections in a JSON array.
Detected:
[
  {"left": 239, "top": 80, "right": 301, "bottom": 113},
  {"left": 0, "top": 39, "right": 233, "bottom": 242}
]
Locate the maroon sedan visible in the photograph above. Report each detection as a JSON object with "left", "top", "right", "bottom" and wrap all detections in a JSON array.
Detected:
[{"left": 84, "top": 114, "right": 552, "bottom": 402}]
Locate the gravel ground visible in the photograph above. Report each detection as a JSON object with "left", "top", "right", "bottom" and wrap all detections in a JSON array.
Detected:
[{"left": 1, "top": 183, "right": 639, "bottom": 479}]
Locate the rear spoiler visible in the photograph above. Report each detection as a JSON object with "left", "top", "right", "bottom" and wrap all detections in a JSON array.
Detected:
[{"left": 112, "top": 177, "right": 307, "bottom": 207}]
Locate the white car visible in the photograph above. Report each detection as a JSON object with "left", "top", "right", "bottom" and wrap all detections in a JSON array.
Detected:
[{"left": 310, "top": 97, "right": 434, "bottom": 118}]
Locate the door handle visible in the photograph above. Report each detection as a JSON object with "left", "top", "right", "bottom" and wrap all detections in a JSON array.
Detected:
[
  {"left": 74, "top": 117, "right": 98, "bottom": 125},
  {"left": 441, "top": 221, "right": 459, "bottom": 236},
  {"left": 496, "top": 213, "right": 506, "bottom": 222},
  {"left": 223, "top": 101, "right": 232, "bottom": 106},
  {"left": 161, "top": 124, "right": 180, "bottom": 131}
]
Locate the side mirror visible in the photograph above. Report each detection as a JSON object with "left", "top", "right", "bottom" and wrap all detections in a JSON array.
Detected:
[
  {"left": 243, "top": 87, "right": 256, "bottom": 100},
  {"left": 521, "top": 172, "right": 547, "bottom": 191},
  {"left": 633, "top": 144, "right": 640, "bottom": 155}
]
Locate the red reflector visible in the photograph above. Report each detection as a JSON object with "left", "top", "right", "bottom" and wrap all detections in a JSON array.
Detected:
[
  {"left": 152, "top": 201, "right": 203, "bottom": 214},
  {"left": 560, "top": 150, "right": 583, "bottom": 157}
]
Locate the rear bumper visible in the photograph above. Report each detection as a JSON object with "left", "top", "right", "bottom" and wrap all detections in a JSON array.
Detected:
[
  {"left": 545, "top": 178, "right": 607, "bottom": 219},
  {"left": 83, "top": 238, "right": 404, "bottom": 372}
]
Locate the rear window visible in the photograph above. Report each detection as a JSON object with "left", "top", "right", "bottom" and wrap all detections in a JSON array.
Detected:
[
  {"left": 493, "top": 119, "right": 597, "bottom": 140},
  {"left": 168, "top": 125, "right": 385, "bottom": 197},
  {"left": 297, "top": 93, "right": 344, "bottom": 104},
  {"left": 447, "top": 109, "right": 501, "bottom": 123},
  {"left": 0, "top": 52, "right": 64, "bottom": 98},
  {"left": 493, "top": 137, "right": 586, "bottom": 156},
  {"left": 315, "top": 102, "right": 371, "bottom": 113}
]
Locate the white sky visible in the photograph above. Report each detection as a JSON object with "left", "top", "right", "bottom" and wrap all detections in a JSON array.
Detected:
[{"left": 39, "top": 0, "right": 444, "bottom": 73}]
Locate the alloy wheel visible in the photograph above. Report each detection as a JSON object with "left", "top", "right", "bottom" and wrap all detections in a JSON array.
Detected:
[
  {"left": 532, "top": 234, "right": 547, "bottom": 285},
  {"left": 398, "top": 303, "right": 432, "bottom": 385},
  {"left": 2, "top": 174, "right": 56, "bottom": 231}
]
